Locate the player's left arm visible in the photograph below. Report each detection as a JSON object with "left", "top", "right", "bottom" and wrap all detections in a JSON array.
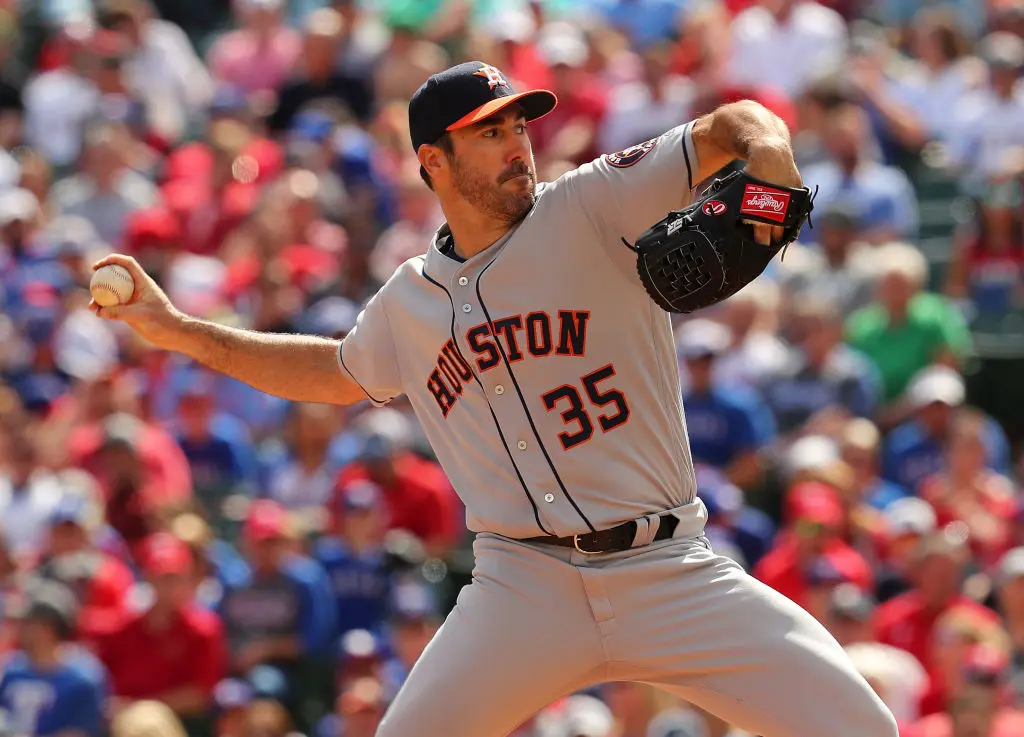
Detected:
[
  {"left": 688, "top": 100, "right": 803, "bottom": 245},
  {"left": 687, "top": 99, "right": 795, "bottom": 186},
  {"left": 571, "top": 99, "right": 803, "bottom": 254}
]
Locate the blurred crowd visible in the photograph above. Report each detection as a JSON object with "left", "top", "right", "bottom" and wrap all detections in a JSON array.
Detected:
[{"left": 1, "top": 0, "right": 1024, "bottom": 736}]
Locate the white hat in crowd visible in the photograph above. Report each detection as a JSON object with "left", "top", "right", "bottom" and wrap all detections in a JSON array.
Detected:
[
  {"left": 539, "top": 22, "right": 589, "bottom": 68},
  {"left": 904, "top": 365, "right": 965, "bottom": 410},
  {"left": 784, "top": 434, "right": 840, "bottom": 478},
  {"left": 675, "top": 319, "right": 732, "bottom": 360},
  {"left": 0, "top": 188, "right": 40, "bottom": 226},
  {"left": 534, "top": 695, "right": 615, "bottom": 737},
  {"left": 884, "top": 497, "right": 937, "bottom": 539}
]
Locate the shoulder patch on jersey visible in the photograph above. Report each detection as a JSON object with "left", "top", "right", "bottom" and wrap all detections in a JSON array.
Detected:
[{"left": 603, "top": 137, "right": 659, "bottom": 168}]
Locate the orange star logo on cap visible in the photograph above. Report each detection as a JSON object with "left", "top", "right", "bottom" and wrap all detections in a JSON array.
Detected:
[{"left": 474, "top": 64, "right": 509, "bottom": 90}]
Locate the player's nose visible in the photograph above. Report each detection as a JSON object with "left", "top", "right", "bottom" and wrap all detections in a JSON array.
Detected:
[{"left": 504, "top": 136, "right": 530, "bottom": 165}]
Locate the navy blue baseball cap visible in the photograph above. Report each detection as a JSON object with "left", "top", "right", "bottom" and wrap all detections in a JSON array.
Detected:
[{"left": 408, "top": 61, "right": 557, "bottom": 152}]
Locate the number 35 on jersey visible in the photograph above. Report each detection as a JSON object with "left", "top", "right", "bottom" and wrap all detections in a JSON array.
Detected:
[{"left": 425, "top": 308, "right": 631, "bottom": 451}]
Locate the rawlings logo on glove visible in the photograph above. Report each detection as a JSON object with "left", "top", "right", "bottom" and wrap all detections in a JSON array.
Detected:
[
  {"left": 740, "top": 185, "right": 791, "bottom": 222},
  {"left": 622, "top": 170, "right": 815, "bottom": 314}
]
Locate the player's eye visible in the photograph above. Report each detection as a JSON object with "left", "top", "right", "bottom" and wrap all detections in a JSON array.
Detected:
[
  {"left": 482, "top": 129, "right": 498, "bottom": 138},
  {"left": 515, "top": 123, "right": 527, "bottom": 133}
]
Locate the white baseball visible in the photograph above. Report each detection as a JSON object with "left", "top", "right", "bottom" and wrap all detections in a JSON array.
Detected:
[{"left": 90, "top": 264, "right": 135, "bottom": 307}]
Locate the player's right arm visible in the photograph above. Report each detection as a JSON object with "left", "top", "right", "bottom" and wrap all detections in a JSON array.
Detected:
[{"left": 90, "top": 255, "right": 400, "bottom": 407}]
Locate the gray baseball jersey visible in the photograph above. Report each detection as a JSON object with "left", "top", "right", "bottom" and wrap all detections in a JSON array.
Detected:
[
  {"left": 339, "top": 122, "right": 704, "bottom": 540},
  {"left": 339, "top": 118, "right": 899, "bottom": 737}
]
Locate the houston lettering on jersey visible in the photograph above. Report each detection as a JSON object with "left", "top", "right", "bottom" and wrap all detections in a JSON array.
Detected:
[{"left": 427, "top": 310, "right": 590, "bottom": 417}]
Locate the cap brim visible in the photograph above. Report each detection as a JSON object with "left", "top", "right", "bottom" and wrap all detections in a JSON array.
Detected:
[{"left": 446, "top": 90, "right": 557, "bottom": 131}]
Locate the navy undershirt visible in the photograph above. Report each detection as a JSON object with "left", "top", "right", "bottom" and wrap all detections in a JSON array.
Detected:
[{"left": 438, "top": 234, "right": 466, "bottom": 263}]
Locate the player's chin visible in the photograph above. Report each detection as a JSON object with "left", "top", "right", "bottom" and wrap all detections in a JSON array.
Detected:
[{"left": 503, "top": 191, "right": 535, "bottom": 221}]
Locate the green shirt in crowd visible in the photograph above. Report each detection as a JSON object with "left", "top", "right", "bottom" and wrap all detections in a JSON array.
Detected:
[
  {"left": 844, "top": 292, "right": 972, "bottom": 402},
  {"left": 370, "top": 0, "right": 580, "bottom": 30}
]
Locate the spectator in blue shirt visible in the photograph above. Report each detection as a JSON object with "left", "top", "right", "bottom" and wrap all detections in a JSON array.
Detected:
[
  {"left": 589, "top": 0, "right": 689, "bottom": 49},
  {"left": 170, "top": 372, "right": 258, "bottom": 509},
  {"left": 881, "top": 365, "right": 1010, "bottom": 494},
  {"left": 218, "top": 500, "right": 336, "bottom": 731},
  {"left": 219, "top": 501, "right": 336, "bottom": 674},
  {"left": 697, "top": 465, "right": 776, "bottom": 571},
  {"left": 0, "top": 580, "right": 108, "bottom": 737},
  {"left": 677, "top": 319, "right": 776, "bottom": 491},
  {"left": 150, "top": 358, "right": 290, "bottom": 443},
  {"left": 800, "top": 101, "right": 919, "bottom": 244},
  {"left": 761, "top": 296, "right": 882, "bottom": 437},
  {"left": 315, "top": 480, "right": 394, "bottom": 640},
  {"left": 0, "top": 190, "right": 73, "bottom": 325},
  {"left": 379, "top": 583, "right": 441, "bottom": 700}
]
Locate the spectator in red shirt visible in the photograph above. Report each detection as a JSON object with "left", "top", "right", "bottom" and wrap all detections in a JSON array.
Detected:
[
  {"left": 920, "top": 412, "right": 1018, "bottom": 567},
  {"left": 926, "top": 604, "right": 1012, "bottom": 717},
  {"left": 100, "top": 532, "right": 225, "bottom": 722},
  {"left": 160, "top": 118, "right": 266, "bottom": 257},
  {"left": 912, "top": 644, "right": 1024, "bottom": 737},
  {"left": 35, "top": 494, "right": 135, "bottom": 642},
  {"left": 527, "top": 23, "right": 608, "bottom": 168},
  {"left": 68, "top": 407, "right": 193, "bottom": 521},
  {"left": 873, "top": 533, "right": 1002, "bottom": 715},
  {"left": 754, "top": 481, "right": 874, "bottom": 610},
  {"left": 71, "top": 413, "right": 190, "bottom": 558},
  {"left": 482, "top": 8, "right": 554, "bottom": 95},
  {"left": 122, "top": 206, "right": 182, "bottom": 280},
  {"left": 877, "top": 497, "right": 939, "bottom": 603},
  {"left": 336, "top": 433, "right": 461, "bottom": 558}
]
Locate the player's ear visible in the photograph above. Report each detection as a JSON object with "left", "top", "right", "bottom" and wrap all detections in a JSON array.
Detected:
[{"left": 418, "top": 141, "right": 448, "bottom": 184}]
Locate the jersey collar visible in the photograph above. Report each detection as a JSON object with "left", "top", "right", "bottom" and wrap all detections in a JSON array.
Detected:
[{"left": 423, "top": 221, "right": 517, "bottom": 285}]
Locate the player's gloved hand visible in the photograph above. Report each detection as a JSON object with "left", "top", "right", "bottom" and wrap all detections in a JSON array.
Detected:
[
  {"left": 624, "top": 168, "right": 815, "bottom": 314},
  {"left": 741, "top": 143, "right": 804, "bottom": 245},
  {"left": 90, "top": 254, "right": 187, "bottom": 351}
]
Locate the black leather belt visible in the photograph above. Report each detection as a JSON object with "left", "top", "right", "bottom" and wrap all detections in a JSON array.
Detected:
[{"left": 523, "top": 513, "right": 679, "bottom": 555}]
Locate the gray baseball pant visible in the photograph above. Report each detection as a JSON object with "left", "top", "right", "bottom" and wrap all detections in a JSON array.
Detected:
[{"left": 376, "top": 526, "right": 898, "bottom": 737}]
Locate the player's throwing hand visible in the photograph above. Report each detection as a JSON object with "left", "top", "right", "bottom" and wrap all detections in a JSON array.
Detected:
[{"left": 89, "top": 254, "right": 185, "bottom": 350}]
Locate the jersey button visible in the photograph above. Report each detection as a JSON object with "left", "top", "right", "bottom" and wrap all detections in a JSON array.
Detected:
[
  {"left": 517, "top": 440, "right": 528, "bottom": 450},
  {"left": 543, "top": 494, "right": 555, "bottom": 503},
  {"left": 462, "top": 304, "right": 472, "bottom": 313},
  {"left": 458, "top": 277, "right": 469, "bottom": 286},
  {"left": 495, "top": 385, "right": 505, "bottom": 395}
]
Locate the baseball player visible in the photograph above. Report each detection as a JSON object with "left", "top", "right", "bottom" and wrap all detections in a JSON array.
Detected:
[{"left": 92, "top": 61, "right": 898, "bottom": 737}]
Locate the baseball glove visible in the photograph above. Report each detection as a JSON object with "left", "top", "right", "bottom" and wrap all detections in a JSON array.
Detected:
[{"left": 623, "top": 170, "right": 815, "bottom": 314}]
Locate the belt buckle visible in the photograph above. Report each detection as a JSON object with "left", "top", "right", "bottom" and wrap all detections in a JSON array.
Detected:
[{"left": 573, "top": 534, "right": 602, "bottom": 555}]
